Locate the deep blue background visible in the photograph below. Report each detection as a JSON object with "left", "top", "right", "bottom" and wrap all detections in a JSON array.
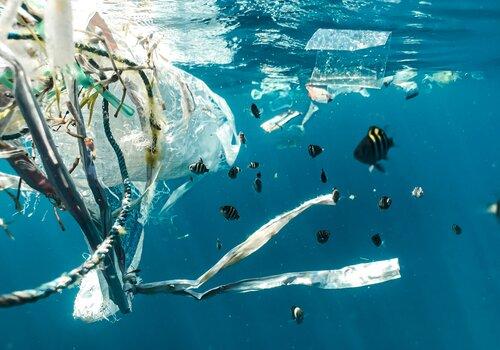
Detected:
[{"left": 1, "top": 70, "right": 499, "bottom": 349}]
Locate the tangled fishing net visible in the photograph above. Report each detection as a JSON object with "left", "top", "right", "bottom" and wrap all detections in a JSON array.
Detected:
[{"left": 0, "top": 0, "right": 400, "bottom": 322}]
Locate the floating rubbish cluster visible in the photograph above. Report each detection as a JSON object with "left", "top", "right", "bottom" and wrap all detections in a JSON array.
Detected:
[{"left": 0, "top": 1, "right": 401, "bottom": 323}]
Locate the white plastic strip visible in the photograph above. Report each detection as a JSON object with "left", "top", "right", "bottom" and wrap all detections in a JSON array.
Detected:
[
  {"left": 195, "top": 193, "right": 334, "bottom": 287},
  {"left": 44, "top": 0, "right": 75, "bottom": 70},
  {"left": 137, "top": 258, "right": 401, "bottom": 299},
  {"left": 260, "top": 110, "right": 301, "bottom": 133}
]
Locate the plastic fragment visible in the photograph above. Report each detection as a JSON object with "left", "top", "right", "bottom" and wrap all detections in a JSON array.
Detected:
[{"left": 260, "top": 110, "right": 301, "bottom": 133}]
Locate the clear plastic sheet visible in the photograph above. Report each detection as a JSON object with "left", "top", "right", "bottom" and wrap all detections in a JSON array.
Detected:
[
  {"left": 50, "top": 62, "right": 240, "bottom": 189},
  {"left": 305, "top": 29, "right": 391, "bottom": 51},
  {"left": 306, "top": 29, "right": 392, "bottom": 89}
]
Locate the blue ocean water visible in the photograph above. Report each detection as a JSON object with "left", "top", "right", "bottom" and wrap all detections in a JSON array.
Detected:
[{"left": 1, "top": 1, "right": 500, "bottom": 349}]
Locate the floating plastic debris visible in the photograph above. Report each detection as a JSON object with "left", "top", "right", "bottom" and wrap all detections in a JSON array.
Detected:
[
  {"left": 133, "top": 192, "right": 400, "bottom": 298},
  {"left": 300, "top": 102, "right": 319, "bottom": 130},
  {"left": 423, "top": 71, "right": 461, "bottom": 86},
  {"left": 44, "top": 0, "right": 75, "bottom": 71},
  {"left": 306, "top": 29, "right": 392, "bottom": 89},
  {"left": 305, "top": 29, "right": 391, "bottom": 51},
  {"left": 306, "top": 84, "right": 333, "bottom": 103},
  {"left": 412, "top": 186, "right": 424, "bottom": 198},
  {"left": 260, "top": 110, "right": 301, "bottom": 133},
  {"left": 383, "top": 67, "right": 419, "bottom": 99},
  {"left": 135, "top": 258, "right": 401, "bottom": 299},
  {"left": 401, "top": 81, "right": 419, "bottom": 99}
]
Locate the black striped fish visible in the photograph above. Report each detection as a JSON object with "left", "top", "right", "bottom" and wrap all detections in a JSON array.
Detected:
[
  {"left": 251, "top": 103, "right": 261, "bottom": 118},
  {"left": 189, "top": 158, "right": 209, "bottom": 174},
  {"left": 253, "top": 173, "right": 262, "bottom": 193},
  {"left": 320, "top": 168, "right": 327, "bottom": 183},
  {"left": 220, "top": 205, "right": 240, "bottom": 220},
  {"left": 228, "top": 166, "right": 241, "bottom": 179},
  {"left": 248, "top": 161, "right": 259, "bottom": 169},
  {"left": 353, "top": 126, "right": 394, "bottom": 172},
  {"left": 291, "top": 306, "right": 304, "bottom": 324},
  {"left": 308, "top": 144, "right": 323, "bottom": 158},
  {"left": 332, "top": 188, "right": 340, "bottom": 204}
]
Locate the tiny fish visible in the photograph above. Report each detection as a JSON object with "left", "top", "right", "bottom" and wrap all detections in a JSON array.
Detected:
[
  {"left": 412, "top": 186, "right": 424, "bottom": 198},
  {"left": 354, "top": 126, "right": 394, "bottom": 173},
  {"left": 291, "top": 306, "right": 304, "bottom": 324},
  {"left": 239, "top": 132, "right": 246, "bottom": 144},
  {"left": 320, "top": 168, "right": 327, "bottom": 183},
  {"left": 220, "top": 205, "right": 240, "bottom": 220},
  {"left": 216, "top": 238, "right": 222, "bottom": 250},
  {"left": 452, "top": 224, "right": 462, "bottom": 235},
  {"left": 316, "top": 230, "right": 330, "bottom": 244},
  {"left": 308, "top": 144, "right": 323, "bottom": 158},
  {"left": 228, "top": 166, "right": 241, "bottom": 179},
  {"left": 332, "top": 188, "right": 340, "bottom": 204},
  {"left": 487, "top": 200, "right": 500, "bottom": 218},
  {"left": 189, "top": 158, "right": 209, "bottom": 174},
  {"left": 248, "top": 161, "right": 259, "bottom": 169},
  {"left": 378, "top": 196, "right": 392, "bottom": 210},
  {"left": 371, "top": 233, "right": 382, "bottom": 247},
  {"left": 253, "top": 177, "right": 262, "bottom": 193},
  {"left": 256, "top": 171, "right": 262, "bottom": 179},
  {"left": 251, "top": 103, "right": 261, "bottom": 118}
]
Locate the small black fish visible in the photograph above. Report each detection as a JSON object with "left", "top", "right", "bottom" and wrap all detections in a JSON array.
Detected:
[
  {"left": 308, "top": 144, "right": 323, "bottom": 158},
  {"left": 239, "top": 132, "right": 246, "bottom": 144},
  {"left": 253, "top": 177, "right": 262, "bottom": 193},
  {"left": 248, "top": 161, "right": 259, "bottom": 169},
  {"left": 452, "top": 224, "right": 462, "bottom": 235},
  {"left": 316, "top": 230, "right": 330, "bottom": 244},
  {"left": 332, "top": 187, "right": 340, "bottom": 204},
  {"left": 220, "top": 205, "right": 240, "bottom": 220},
  {"left": 371, "top": 233, "right": 382, "bottom": 247},
  {"left": 256, "top": 171, "right": 262, "bottom": 179},
  {"left": 251, "top": 103, "right": 261, "bottom": 118},
  {"left": 320, "top": 168, "right": 327, "bottom": 183},
  {"left": 354, "top": 126, "right": 394, "bottom": 172},
  {"left": 189, "top": 158, "right": 209, "bottom": 174},
  {"left": 291, "top": 306, "right": 304, "bottom": 324},
  {"left": 216, "top": 238, "right": 222, "bottom": 250},
  {"left": 228, "top": 166, "right": 241, "bottom": 179},
  {"left": 378, "top": 196, "right": 392, "bottom": 210}
]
